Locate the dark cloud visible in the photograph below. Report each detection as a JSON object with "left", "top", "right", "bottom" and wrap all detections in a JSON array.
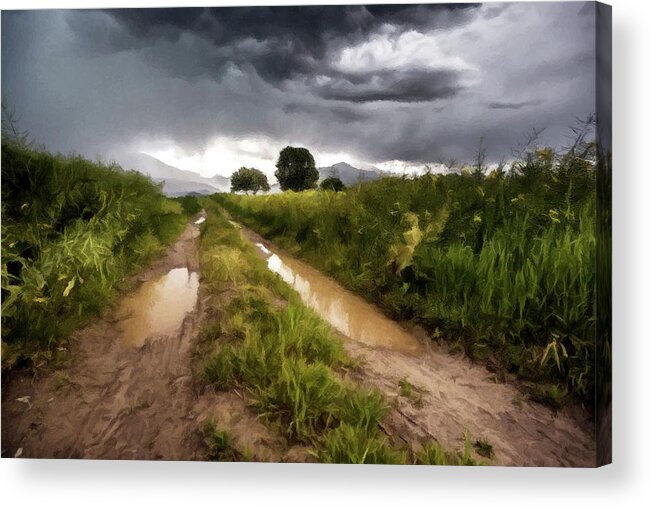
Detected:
[
  {"left": 282, "top": 102, "right": 370, "bottom": 123},
  {"left": 314, "top": 69, "right": 465, "bottom": 103},
  {"left": 1, "top": 3, "right": 598, "bottom": 174},
  {"left": 98, "top": 5, "right": 479, "bottom": 84},
  {"left": 487, "top": 99, "right": 544, "bottom": 110},
  {"left": 62, "top": 5, "right": 480, "bottom": 93}
]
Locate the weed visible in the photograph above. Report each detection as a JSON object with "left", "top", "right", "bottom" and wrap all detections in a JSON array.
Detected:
[
  {"left": 53, "top": 373, "right": 76, "bottom": 393},
  {"left": 416, "top": 432, "right": 484, "bottom": 466},
  {"left": 416, "top": 441, "right": 459, "bottom": 465},
  {"left": 319, "top": 423, "right": 407, "bottom": 464},
  {"left": 398, "top": 377, "right": 424, "bottom": 407},
  {"left": 474, "top": 438, "right": 495, "bottom": 459},
  {"left": 255, "top": 359, "right": 342, "bottom": 441},
  {"left": 526, "top": 383, "right": 568, "bottom": 409},
  {"left": 399, "top": 377, "right": 414, "bottom": 398},
  {"left": 202, "top": 420, "right": 248, "bottom": 462}
]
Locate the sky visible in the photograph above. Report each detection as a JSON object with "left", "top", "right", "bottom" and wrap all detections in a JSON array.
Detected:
[{"left": 1, "top": 2, "right": 597, "bottom": 179}]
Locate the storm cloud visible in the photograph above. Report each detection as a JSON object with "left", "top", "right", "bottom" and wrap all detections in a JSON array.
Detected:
[{"left": 1, "top": 2, "right": 597, "bottom": 177}]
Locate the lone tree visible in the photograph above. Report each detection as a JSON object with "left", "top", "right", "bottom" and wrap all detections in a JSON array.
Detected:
[
  {"left": 274, "top": 146, "right": 318, "bottom": 192},
  {"left": 230, "top": 167, "right": 270, "bottom": 194},
  {"left": 320, "top": 176, "right": 346, "bottom": 192}
]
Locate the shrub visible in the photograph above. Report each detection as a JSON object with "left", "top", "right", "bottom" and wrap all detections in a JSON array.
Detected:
[
  {"left": 1, "top": 137, "right": 186, "bottom": 369},
  {"left": 320, "top": 177, "right": 346, "bottom": 192}
]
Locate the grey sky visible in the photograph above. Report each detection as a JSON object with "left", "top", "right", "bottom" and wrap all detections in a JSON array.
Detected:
[{"left": 1, "top": 3, "right": 596, "bottom": 177}]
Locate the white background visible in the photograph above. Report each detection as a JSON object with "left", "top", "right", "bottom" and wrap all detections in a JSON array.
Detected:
[{"left": 1, "top": 0, "right": 649, "bottom": 505}]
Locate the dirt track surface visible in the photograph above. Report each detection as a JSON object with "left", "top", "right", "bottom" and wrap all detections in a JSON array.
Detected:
[
  {"left": 241, "top": 224, "right": 597, "bottom": 467},
  {"left": 3, "top": 216, "right": 597, "bottom": 466},
  {"left": 2, "top": 219, "right": 286, "bottom": 461},
  {"left": 346, "top": 339, "right": 596, "bottom": 466}
]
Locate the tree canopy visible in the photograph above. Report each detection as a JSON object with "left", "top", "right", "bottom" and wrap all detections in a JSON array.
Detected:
[
  {"left": 274, "top": 146, "right": 318, "bottom": 192},
  {"left": 230, "top": 167, "right": 270, "bottom": 194},
  {"left": 320, "top": 176, "right": 346, "bottom": 192}
]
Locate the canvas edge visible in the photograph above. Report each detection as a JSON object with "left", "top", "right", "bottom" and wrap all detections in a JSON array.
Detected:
[{"left": 595, "top": 0, "right": 612, "bottom": 468}]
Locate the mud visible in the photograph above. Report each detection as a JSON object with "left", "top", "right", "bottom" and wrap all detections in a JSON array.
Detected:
[
  {"left": 1, "top": 217, "right": 291, "bottom": 461},
  {"left": 2, "top": 214, "right": 597, "bottom": 466},
  {"left": 117, "top": 267, "right": 199, "bottom": 347},
  {"left": 255, "top": 243, "right": 422, "bottom": 355},
  {"left": 241, "top": 225, "right": 597, "bottom": 467}
]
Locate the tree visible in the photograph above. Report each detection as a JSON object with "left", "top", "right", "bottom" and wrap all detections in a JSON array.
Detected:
[
  {"left": 320, "top": 176, "right": 345, "bottom": 192},
  {"left": 274, "top": 146, "right": 318, "bottom": 191},
  {"left": 230, "top": 167, "right": 270, "bottom": 194}
]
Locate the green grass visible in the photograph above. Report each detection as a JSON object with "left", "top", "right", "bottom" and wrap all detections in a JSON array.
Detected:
[
  {"left": 201, "top": 419, "right": 251, "bottom": 462},
  {"left": 318, "top": 423, "right": 407, "bottom": 464},
  {"left": 255, "top": 358, "right": 344, "bottom": 441},
  {"left": 173, "top": 195, "right": 202, "bottom": 215},
  {"left": 398, "top": 377, "right": 424, "bottom": 407},
  {"left": 473, "top": 438, "right": 495, "bottom": 459},
  {"left": 198, "top": 203, "right": 475, "bottom": 464},
  {"left": 213, "top": 140, "right": 598, "bottom": 404},
  {"left": 1, "top": 135, "right": 190, "bottom": 371},
  {"left": 399, "top": 378, "right": 415, "bottom": 398},
  {"left": 526, "top": 383, "right": 568, "bottom": 409},
  {"left": 416, "top": 432, "right": 483, "bottom": 466}
]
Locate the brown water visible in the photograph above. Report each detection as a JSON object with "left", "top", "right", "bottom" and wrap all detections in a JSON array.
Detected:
[
  {"left": 253, "top": 241, "right": 423, "bottom": 354},
  {"left": 117, "top": 267, "right": 200, "bottom": 347}
]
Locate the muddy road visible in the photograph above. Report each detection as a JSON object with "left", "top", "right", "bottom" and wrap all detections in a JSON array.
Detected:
[
  {"left": 240, "top": 224, "right": 597, "bottom": 467},
  {"left": 2, "top": 219, "right": 207, "bottom": 459},
  {"left": 2, "top": 216, "right": 316, "bottom": 462},
  {"left": 2, "top": 214, "right": 596, "bottom": 466}
]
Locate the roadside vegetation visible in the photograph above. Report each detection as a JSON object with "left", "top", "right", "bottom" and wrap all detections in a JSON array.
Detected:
[
  {"left": 230, "top": 166, "right": 270, "bottom": 194},
  {"left": 201, "top": 420, "right": 252, "bottom": 462},
  {"left": 1, "top": 131, "right": 191, "bottom": 372},
  {"left": 320, "top": 176, "right": 346, "bottom": 192},
  {"left": 214, "top": 123, "right": 599, "bottom": 406},
  {"left": 196, "top": 202, "right": 480, "bottom": 464}
]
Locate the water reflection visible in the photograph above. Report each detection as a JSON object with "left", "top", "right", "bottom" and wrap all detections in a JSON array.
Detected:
[
  {"left": 260, "top": 247, "right": 422, "bottom": 354},
  {"left": 255, "top": 242, "right": 271, "bottom": 255},
  {"left": 117, "top": 267, "right": 200, "bottom": 347}
]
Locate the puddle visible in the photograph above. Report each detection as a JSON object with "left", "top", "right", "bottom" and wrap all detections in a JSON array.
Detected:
[
  {"left": 194, "top": 216, "right": 206, "bottom": 225},
  {"left": 117, "top": 268, "right": 200, "bottom": 347},
  {"left": 255, "top": 242, "right": 271, "bottom": 255},
  {"left": 255, "top": 243, "right": 423, "bottom": 354}
]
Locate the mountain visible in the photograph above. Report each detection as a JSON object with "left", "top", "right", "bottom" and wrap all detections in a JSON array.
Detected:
[
  {"left": 157, "top": 178, "right": 223, "bottom": 197},
  {"left": 317, "top": 162, "right": 383, "bottom": 186},
  {"left": 117, "top": 152, "right": 230, "bottom": 196}
]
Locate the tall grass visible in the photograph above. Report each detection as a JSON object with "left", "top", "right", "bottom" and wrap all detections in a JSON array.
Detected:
[
  {"left": 1, "top": 136, "right": 188, "bottom": 370},
  {"left": 215, "top": 143, "right": 598, "bottom": 402},
  {"left": 198, "top": 204, "right": 471, "bottom": 464}
]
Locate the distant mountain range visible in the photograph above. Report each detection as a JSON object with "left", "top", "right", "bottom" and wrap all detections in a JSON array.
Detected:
[
  {"left": 117, "top": 153, "right": 229, "bottom": 196},
  {"left": 116, "top": 154, "right": 386, "bottom": 196},
  {"left": 317, "top": 162, "right": 384, "bottom": 186}
]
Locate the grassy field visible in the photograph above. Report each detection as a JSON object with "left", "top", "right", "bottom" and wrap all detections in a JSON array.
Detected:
[
  {"left": 214, "top": 145, "right": 597, "bottom": 406},
  {"left": 1, "top": 124, "right": 601, "bottom": 462},
  {"left": 1, "top": 136, "right": 191, "bottom": 371},
  {"left": 196, "top": 201, "right": 480, "bottom": 464}
]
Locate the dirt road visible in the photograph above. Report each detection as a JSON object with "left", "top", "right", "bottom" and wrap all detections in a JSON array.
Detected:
[
  {"left": 2, "top": 221, "right": 208, "bottom": 459},
  {"left": 240, "top": 224, "right": 597, "bottom": 467},
  {"left": 2, "top": 215, "right": 597, "bottom": 466},
  {"left": 5, "top": 215, "right": 279, "bottom": 462}
]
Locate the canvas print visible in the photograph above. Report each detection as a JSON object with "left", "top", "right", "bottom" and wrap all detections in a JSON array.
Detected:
[{"left": 1, "top": 2, "right": 611, "bottom": 466}]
